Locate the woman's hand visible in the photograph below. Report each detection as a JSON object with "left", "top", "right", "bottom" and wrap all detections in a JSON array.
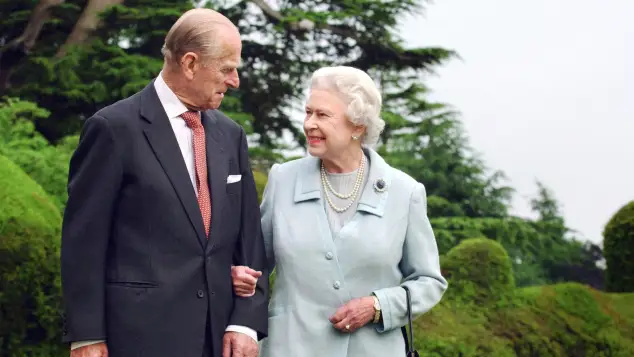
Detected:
[
  {"left": 329, "top": 296, "right": 376, "bottom": 333},
  {"left": 231, "top": 265, "right": 262, "bottom": 297}
]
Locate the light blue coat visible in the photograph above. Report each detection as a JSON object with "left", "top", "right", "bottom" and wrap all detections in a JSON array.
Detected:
[{"left": 258, "top": 148, "right": 448, "bottom": 357}]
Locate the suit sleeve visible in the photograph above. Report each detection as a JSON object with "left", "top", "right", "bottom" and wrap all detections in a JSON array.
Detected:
[
  {"left": 61, "top": 115, "right": 123, "bottom": 343},
  {"left": 229, "top": 127, "right": 269, "bottom": 339},
  {"left": 372, "top": 182, "right": 448, "bottom": 332}
]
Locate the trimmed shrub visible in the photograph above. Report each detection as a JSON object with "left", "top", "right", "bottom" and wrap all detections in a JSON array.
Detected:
[
  {"left": 413, "top": 283, "right": 634, "bottom": 356},
  {"left": 603, "top": 201, "right": 634, "bottom": 292},
  {"left": 442, "top": 237, "right": 515, "bottom": 304},
  {"left": 0, "top": 155, "right": 65, "bottom": 356}
]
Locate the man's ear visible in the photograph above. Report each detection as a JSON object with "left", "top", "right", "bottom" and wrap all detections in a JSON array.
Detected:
[{"left": 180, "top": 52, "right": 199, "bottom": 80}]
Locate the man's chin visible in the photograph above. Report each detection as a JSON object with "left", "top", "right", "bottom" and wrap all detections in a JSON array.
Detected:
[{"left": 207, "top": 100, "right": 222, "bottom": 110}]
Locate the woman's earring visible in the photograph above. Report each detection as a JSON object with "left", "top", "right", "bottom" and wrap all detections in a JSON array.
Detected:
[{"left": 352, "top": 135, "right": 359, "bottom": 140}]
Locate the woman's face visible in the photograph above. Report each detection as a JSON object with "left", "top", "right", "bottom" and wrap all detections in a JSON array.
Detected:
[{"left": 303, "top": 89, "right": 363, "bottom": 160}]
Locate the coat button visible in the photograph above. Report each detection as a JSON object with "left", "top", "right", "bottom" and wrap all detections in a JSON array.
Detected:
[
  {"left": 197, "top": 289, "right": 205, "bottom": 298},
  {"left": 325, "top": 252, "right": 334, "bottom": 260},
  {"left": 333, "top": 281, "right": 341, "bottom": 289}
]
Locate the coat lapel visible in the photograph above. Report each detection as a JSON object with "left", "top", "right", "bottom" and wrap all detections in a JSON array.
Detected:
[
  {"left": 201, "top": 110, "right": 228, "bottom": 252},
  {"left": 293, "top": 156, "right": 336, "bottom": 243},
  {"left": 140, "top": 82, "right": 207, "bottom": 248},
  {"left": 355, "top": 148, "right": 391, "bottom": 217},
  {"left": 293, "top": 156, "right": 321, "bottom": 203}
]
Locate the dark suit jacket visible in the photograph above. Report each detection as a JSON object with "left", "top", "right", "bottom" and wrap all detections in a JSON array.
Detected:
[{"left": 60, "top": 82, "right": 269, "bottom": 357}]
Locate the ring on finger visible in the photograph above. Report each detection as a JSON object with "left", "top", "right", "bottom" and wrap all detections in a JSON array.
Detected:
[{"left": 345, "top": 324, "right": 350, "bottom": 330}]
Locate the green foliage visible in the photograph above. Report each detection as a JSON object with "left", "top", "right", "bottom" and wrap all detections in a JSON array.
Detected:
[
  {"left": 432, "top": 216, "right": 549, "bottom": 286},
  {"left": 443, "top": 238, "right": 515, "bottom": 305},
  {"left": 0, "top": 155, "right": 64, "bottom": 357},
  {"left": 431, "top": 213, "right": 604, "bottom": 289},
  {"left": 415, "top": 276, "right": 634, "bottom": 356},
  {"left": 0, "top": 97, "right": 76, "bottom": 211},
  {"left": 379, "top": 100, "right": 514, "bottom": 218},
  {"left": 603, "top": 201, "right": 634, "bottom": 292},
  {"left": 253, "top": 170, "right": 268, "bottom": 203},
  {"left": 427, "top": 195, "right": 465, "bottom": 217}
]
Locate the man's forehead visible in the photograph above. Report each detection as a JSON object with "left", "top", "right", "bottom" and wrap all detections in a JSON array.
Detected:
[{"left": 221, "top": 57, "right": 242, "bottom": 68}]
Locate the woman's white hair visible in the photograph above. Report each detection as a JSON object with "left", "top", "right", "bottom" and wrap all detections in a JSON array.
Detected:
[{"left": 308, "top": 66, "right": 385, "bottom": 146}]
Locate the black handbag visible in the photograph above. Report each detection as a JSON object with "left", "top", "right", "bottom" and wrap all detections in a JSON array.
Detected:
[{"left": 400, "top": 286, "right": 419, "bottom": 357}]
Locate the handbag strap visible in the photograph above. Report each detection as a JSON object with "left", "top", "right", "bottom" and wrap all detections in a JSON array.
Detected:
[{"left": 400, "top": 285, "right": 418, "bottom": 356}]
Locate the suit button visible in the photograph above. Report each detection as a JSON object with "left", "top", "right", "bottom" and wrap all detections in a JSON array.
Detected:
[
  {"left": 333, "top": 281, "right": 341, "bottom": 289},
  {"left": 197, "top": 289, "right": 205, "bottom": 298},
  {"left": 325, "top": 252, "right": 334, "bottom": 260}
]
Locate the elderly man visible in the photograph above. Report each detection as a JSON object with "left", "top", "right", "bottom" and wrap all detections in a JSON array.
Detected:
[{"left": 60, "top": 8, "right": 268, "bottom": 357}]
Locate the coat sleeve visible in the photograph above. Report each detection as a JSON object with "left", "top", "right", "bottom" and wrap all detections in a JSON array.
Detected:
[
  {"left": 372, "top": 182, "right": 448, "bottom": 332},
  {"left": 61, "top": 114, "right": 123, "bottom": 342},
  {"left": 228, "top": 127, "right": 270, "bottom": 339},
  {"left": 259, "top": 163, "right": 279, "bottom": 272}
]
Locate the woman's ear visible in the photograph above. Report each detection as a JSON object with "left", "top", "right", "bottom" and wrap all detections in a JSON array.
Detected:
[{"left": 352, "top": 125, "right": 366, "bottom": 140}]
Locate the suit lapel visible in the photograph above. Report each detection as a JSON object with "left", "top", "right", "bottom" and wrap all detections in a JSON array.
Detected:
[
  {"left": 202, "top": 110, "right": 228, "bottom": 251},
  {"left": 140, "top": 82, "right": 207, "bottom": 248}
]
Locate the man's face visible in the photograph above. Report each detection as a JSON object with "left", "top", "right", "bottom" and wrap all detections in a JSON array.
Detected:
[{"left": 180, "top": 32, "right": 242, "bottom": 111}]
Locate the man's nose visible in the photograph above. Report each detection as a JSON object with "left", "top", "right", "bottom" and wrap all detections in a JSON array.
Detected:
[{"left": 226, "top": 70, "right": 240, "bottom": 89}]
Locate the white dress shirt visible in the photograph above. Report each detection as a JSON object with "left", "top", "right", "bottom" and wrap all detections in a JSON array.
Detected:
[{"left": 70, "top": 73, "right": 257, "bottom": 350}]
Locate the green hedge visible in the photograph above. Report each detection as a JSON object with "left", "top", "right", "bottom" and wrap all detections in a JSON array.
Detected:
[
  {"left": 0, "top": 155, "right": 65, "bottom": 356},
  {"left": 414, "top": 282, "right": 634, "bottom": 356},
  {"left": 603, "top": 201, "right": 634, "bottom": 292}
]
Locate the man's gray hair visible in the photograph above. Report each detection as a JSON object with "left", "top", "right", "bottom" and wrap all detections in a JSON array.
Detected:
[
  {"left": 161, "top": 9, "right": 237, "bottom": 64},
  {"left": 309, "top": 66, "right": 385, "bottom": 146}
]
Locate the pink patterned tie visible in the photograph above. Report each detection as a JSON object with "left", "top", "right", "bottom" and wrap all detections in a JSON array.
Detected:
[{"left": 181, "top": 110, "right": 211, "bottom": 238}]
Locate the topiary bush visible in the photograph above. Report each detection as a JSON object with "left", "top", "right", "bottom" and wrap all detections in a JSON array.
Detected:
[
  {"left": 0, "top": 155, "right": 65, "bottom": 357},
  {"left": 603, "top": 201, "right": 634, "bottom": 292},
  {"left": 442, "top": 237, "right": 515, "bottom": 305}
]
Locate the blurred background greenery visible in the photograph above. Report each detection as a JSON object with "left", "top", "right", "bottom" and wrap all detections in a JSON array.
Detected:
[{"left": 0, "top": 1, "right": 633, "bottom": 356}]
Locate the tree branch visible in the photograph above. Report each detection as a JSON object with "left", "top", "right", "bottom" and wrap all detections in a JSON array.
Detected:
[
  {"left": 55, "top": 0, "right": 125, "bottom": 58},
  {"left": 0, "top": 0, "right": 65, "bottom": 92},
  {"left": 249, "top": 0, "right": 355, "bottom": 37},
  {"left": 248, "top": 0, "right": 452, "bottom": 70}
]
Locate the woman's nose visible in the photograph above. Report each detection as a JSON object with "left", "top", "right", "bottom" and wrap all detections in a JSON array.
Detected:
[{"left": 304, "top": 115, "right": 317, "bottom": 129}]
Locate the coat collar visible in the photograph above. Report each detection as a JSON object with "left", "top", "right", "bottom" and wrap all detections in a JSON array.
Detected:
[{"left": 293, "top": 147, "right": 391, "bottom": 217}]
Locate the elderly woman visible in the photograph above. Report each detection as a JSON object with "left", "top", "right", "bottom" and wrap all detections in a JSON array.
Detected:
[{"left": 232, "top": 66, "right": 447, "bottom": 357}]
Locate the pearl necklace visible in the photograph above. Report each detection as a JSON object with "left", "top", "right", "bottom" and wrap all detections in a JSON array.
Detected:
[{"left": 320, "top": 155, "right": 365, "bottom": 213}]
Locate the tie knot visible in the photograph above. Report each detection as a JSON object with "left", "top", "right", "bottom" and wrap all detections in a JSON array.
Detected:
[{"left": 181, "top": 110, "right": 202, "bottom": 129}]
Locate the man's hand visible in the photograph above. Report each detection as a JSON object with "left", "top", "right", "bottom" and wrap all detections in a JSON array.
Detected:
[
  {"left": 231, "top": 265, "right": 262, "bottom": 297},
  {"left": 70, "top": 342, "right": 108, "bottom": 357},
  {"left": 222, "top": 331, "right": 258, "bottom": 357},
  {"left": 329, "top": 296, "right": 376, "bottom": 333}
]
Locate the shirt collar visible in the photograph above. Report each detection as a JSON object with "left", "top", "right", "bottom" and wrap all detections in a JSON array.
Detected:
[{"left": 154, "top": 71, "right": 191, "bottom": 120}]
